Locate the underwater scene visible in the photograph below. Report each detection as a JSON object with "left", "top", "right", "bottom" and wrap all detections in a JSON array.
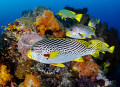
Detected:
[{"left": 0, "top": 0, "right": 120, "bottom": 87}]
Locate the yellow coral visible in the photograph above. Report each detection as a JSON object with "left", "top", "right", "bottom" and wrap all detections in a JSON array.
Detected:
[
  {"left": 0, "top": 65, "right": 13, "bottom": 86},
  {"left": 34, "top": 10, "right": 60, "bottom": 35}
]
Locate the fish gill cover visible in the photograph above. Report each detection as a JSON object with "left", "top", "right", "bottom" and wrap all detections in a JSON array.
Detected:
[{"left": 0, "top": 5, "right": 120, "bottom": 87}]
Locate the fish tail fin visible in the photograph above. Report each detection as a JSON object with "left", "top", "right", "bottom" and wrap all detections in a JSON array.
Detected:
[
  {"left": 89, "top": 40, "right": 102, "bottom": 57},
  {"left": 109, "top": 46, "right": 115, "bottom": 53},
  {"left": 76, "top": 14, "right": 83, "bottom": 22}
]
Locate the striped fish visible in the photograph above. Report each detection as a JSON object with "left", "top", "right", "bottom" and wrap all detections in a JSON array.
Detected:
[{"left": 28, "top": 38, "right": 101, "bottom": 67}]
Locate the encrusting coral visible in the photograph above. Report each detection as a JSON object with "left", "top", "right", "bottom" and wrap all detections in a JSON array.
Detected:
[
  {"left": 18, "top": 31, "right": 45, "bottom": 59},
  {"left": 0, "top": 64, "right": 13, "bottom": 86},
  {"left": 34, "top": 10, "right": 60, "bottom": 35}
]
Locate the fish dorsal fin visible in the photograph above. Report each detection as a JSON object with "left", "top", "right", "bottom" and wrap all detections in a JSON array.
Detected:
[
  {"left": 73, "top": 57, "right": 84, "bottom": 62},
  {"left": 73, "top": 39, "right": 89, "bottom": 47},
  {"left": 103, "top": 42, "right": 109, "bottom": 47},
  {"left": 70, "top": 11, "right": 76, "bottom": 14}
]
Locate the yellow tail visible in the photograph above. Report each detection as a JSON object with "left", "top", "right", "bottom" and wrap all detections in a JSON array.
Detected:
[
  {"left": 109, "top": 46, "right": 115, "bottom": 53},
  {"left": 88, "top": 40, "right": 102, "bottom": 57},
  {"left": 75, "top": 14, "right": 83, "bottom": 22}
]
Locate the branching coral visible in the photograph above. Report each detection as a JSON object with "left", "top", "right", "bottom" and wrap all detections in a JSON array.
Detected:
[
  {"left": 72, "top": 60, "right": 99, "bottom": 77},
  {"left": 0, "top": 65, "right": 13, "bottom": 86},
  {"left": 34, "top": 10, "right": 60, "bottom": 35},
  {"left": 18, "top": 31, "right": 45, "bottom": 59}
]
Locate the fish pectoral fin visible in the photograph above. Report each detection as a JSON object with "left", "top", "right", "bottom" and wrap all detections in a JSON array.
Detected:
[
  {"left": 48, "top": 51, "right": 59, "bottom": 59},
  {"left": 73, "top": 57, "right": 84, "bottom": 62},
  {"left": 51, "top": 63, "right": 65, "bottom": 67}
]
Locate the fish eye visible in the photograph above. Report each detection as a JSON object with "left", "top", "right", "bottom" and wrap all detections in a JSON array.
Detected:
[{"left": 31, "top": 48, "right": 34, "bottom": 51}]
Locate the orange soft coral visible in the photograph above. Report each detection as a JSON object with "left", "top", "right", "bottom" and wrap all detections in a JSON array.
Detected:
[
  {"left": 7, "top": 22, "right": 19, "bottom": 31},
  {"left": 19, "top": 74, "right": 41, "bottom": 87},
  {"left": 72, "top": 60, "right": 99, "bottom": 77},
  {"left": 34, "top": 10, "right": 60, "bottom": 35},
  {"left": 0, "top": 65, "right": 13, "bottom": 86},
  {"left": 82, "top": 55, "right": 92, "bottom": 61}
]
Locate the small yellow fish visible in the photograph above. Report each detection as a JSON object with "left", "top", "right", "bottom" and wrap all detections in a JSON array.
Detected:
[
  {"left": 56, "top": 9, "right": 83, "bottom": 22},
  {"left": 88, "top": 18, "right": 100, "bottom": 28}
]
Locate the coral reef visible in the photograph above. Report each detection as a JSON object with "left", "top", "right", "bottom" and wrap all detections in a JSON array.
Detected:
[
  {"left": 0, "top": 64, "right": 13, "bottom": 86},
  {"left": 18, "top": 31, "right": 45, "bottom": 59},
  {"left": 0, "top": 6, "right": 119, "bottom": 86},
  {"left": 15, "top": 60, "right": 37, "bottom": 79}
]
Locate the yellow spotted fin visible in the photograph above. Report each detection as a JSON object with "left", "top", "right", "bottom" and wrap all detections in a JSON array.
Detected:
[
  {"left": 88, "top": 40, "right": 102, "bottom": 57},
  {"left": 73, "top": 57, "right": 84, "bottom": 62},
  {"left": 49, "top": 51, "right": 59, "bottom": 59},
  {"left": 28, "top": 49, "right": 36, "bottom": 60},
  {"left": 109, "top": 46, "right": 115, "bottom": 53},
  {"left": 51, "top": 63, "right": 65, "bottom": 67},
  {"left": 75, "top": 14, "right": 83, "bottom": 22}
]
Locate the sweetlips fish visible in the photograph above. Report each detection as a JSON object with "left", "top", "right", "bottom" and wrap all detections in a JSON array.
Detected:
[
  {"left": 28, "top": 38, "right": 102, "bottom": 67},
  {"left": 88, "top": 18, "right": 100, "bottom": 28},
  {"left": 89, "top": 40, "right": 115, "bottom": 54},
  {"left": 56, "top": 9, "right": 83, "bottom": 22},
  {"left": 66, "top": 24, "right": 95, "bottom": 39}
]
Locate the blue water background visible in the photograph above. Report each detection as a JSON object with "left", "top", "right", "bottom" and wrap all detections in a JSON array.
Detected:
[{"left": 0, "top": 0, "right": 120, "bottom": 39}]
